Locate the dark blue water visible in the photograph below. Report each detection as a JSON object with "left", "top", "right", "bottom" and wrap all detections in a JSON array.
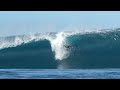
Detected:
[{"left": 0, "top": 69, "right": 120, "bottom": 79}]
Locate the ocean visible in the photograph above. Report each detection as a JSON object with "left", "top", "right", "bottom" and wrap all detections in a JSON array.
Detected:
[
  {"left": 1, "top": 69, "right": 120, "bottom": 79},
  {"left": 0, "top": 28, "right": 120, "bottom": 79}
]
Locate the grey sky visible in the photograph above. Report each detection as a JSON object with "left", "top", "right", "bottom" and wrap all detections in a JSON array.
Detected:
[{"left": 0, "top": 11, "right": 120, "bottom": 37}]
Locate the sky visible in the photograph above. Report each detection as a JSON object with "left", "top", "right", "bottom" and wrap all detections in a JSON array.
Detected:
[{"left": 0, "top": 11, "right": 120, "bottom": 37}]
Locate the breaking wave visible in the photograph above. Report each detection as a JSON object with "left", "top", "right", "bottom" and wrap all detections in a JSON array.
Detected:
[{"left": 0, "top": 28, "right": 120, "bottom": 68}]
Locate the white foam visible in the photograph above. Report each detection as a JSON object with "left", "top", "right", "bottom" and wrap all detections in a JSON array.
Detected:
[
  {"left": 50, "top": 32, "right": 70, "bottom": 60},
  {"left": 0, "top": 31, "right": 72, "bottom": 60},
  {"left": 0, "top": 28, "right": 119, "bottom": 60},
  {"left": 0, "top": 33, "right": 51, "bottom": 50},
  {"left": 49, "top": 28, "right": 120, "bottom": 60}
]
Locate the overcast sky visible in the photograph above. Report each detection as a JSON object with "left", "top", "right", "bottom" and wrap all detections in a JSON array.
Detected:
[{"left": 0, "top": 11, "right": 120, "bottom": 37}]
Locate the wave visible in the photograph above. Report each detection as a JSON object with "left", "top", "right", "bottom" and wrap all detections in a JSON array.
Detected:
[{"left": 0, "top": 28, "right": 120, "bottom": 68}]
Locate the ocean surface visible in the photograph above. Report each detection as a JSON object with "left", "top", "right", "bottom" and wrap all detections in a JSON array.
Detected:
[
  {"left": 0, "top": 69, "right": 120, "bottom": 79},
  {"left": 1, "top": 28, "right": 120, "bottom": 79}
]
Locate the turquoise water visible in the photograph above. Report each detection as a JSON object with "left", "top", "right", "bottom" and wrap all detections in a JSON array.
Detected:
[
  {"left": 1, "top": 28, "right": 120, "bottom": 79},
  {"left": 0, "top": 29, "right": 120, "bottom": 69}
]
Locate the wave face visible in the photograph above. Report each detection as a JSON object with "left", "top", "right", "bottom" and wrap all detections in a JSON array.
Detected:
[{"left": 1, "top": 28, "right": 120, "bottom": 69}]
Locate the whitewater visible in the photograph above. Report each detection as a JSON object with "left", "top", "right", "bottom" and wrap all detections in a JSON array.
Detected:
[{"left": 0, "top": 28, "right": 120, "bottom": 69}]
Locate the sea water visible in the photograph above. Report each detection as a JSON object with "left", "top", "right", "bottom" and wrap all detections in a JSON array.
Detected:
[
  {"left": 0, "top": 69, "right": 120, "bottom": 79},
  {"left": 0, "top": 28, "right": 120, "bottom": 79}
]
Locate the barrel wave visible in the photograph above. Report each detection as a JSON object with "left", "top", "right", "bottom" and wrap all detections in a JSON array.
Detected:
[{"left": 0, "top": 28, "right": 120, "bottom": 69}]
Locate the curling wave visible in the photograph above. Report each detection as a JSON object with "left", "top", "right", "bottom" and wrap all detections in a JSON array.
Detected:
[{"left": 0, "top": 28, "right": 120, "bottom": 68}]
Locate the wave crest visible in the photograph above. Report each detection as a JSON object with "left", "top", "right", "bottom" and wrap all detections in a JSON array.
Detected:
[{"left": 0, "top": 28, "right": 120, "bottom": 61}]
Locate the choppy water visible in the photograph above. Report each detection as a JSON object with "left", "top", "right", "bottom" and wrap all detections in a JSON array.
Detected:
[{"left": 0, "top": 69, "right": 120, "bottom": 79}]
